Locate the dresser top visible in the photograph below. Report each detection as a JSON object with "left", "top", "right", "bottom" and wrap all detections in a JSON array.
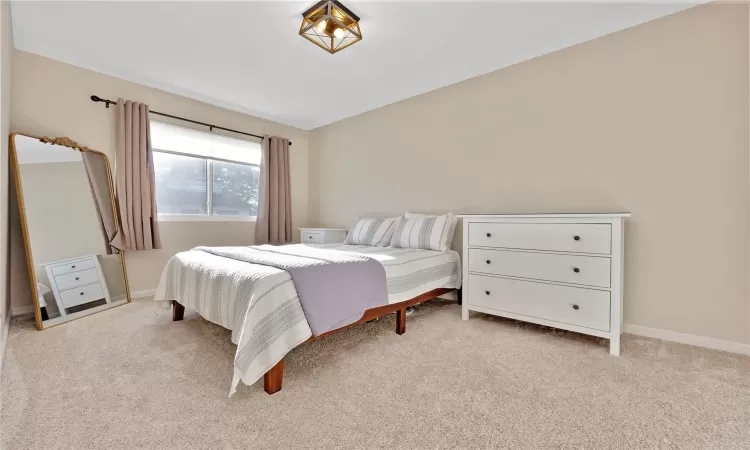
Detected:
[
  {"left": 459, "top": 213, "right": 631, "bottom": 219},
  {"left": 40, "top": 254, "right": 100, "bottom": 266}
]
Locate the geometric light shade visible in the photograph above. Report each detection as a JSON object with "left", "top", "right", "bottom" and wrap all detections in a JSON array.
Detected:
[{"left": 299, "top": 0, "right": 362, "bottom": 54}]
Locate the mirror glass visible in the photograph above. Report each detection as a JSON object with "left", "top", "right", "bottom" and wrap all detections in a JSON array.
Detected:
[{"left": 12, "top": 134, "right": 130, "bottom": 328}]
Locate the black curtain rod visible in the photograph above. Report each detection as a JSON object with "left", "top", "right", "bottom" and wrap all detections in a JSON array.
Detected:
[{"left": 89, "top": 95, "right": 291, "bottom": 146}]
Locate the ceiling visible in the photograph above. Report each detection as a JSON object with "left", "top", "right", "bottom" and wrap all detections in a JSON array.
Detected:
[{"left": 11, "top": 1, "right": 699, "bottom": 130}]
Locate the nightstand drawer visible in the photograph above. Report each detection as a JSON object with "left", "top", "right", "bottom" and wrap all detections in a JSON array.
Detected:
[
  {"left": 299, "top": 228, "right": 348, "bottom": 244},
  {"left": 302, "top": 232, "right": 323, "bottom": 243},
  {"left": 59, "top": 282, "right": 105, "bottom": 308},
  {"left": 50, "top": 258, "right": 95, "bottom": 276},
  {"left": 54, "top": 268, "right": 100, "bottom": 291}
]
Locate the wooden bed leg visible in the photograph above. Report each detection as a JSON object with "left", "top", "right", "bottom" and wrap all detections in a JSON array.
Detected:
[
  {"left": 264, "top": 360, "right": 284, "bottom": 395},
  {"left": 396, "top": 307, "right": 406, "bottom": 335},
  {"left": 172, "top": 301, "right": 185, "bottom": 321}
]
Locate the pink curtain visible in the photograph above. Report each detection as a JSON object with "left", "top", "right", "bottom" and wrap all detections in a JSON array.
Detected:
[
  {"left": 115, "top": 99, "right": 162, "bottom": 250},
  {"left": 255, "top": 136, "right": 292, "bottom": 244},
  {"left": 81, "top": 152, "right": 122, "bottom": 254}
]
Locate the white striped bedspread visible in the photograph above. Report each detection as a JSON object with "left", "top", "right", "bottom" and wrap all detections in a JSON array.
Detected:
[{"left": 154, "top": 244, "right": 461, "bottom": 395}]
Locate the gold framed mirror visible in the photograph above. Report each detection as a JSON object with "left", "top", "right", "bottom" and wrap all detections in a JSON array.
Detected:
[{"left": 10, "top": 133, "right": 131, "bottom": 330}]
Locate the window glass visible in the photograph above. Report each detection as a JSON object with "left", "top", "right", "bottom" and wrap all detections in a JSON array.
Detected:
[
  {"left": 211, "top": 161, "right": 260, "bottom": 216},
  {"left": 153, "top": 152, "right": 207, "bottom": 215}
]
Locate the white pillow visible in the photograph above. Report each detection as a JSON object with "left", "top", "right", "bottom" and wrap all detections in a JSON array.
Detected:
[
  {"left": 390, "top": 213, "right": 458, "bottom": 252},
  {"left": 344, "top": 218, "right": 398, "bottom": 246}
]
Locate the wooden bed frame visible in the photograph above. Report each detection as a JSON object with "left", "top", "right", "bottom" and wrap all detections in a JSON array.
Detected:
[{"left": 171, "top": 287, "right": 460, "bottom": 394}]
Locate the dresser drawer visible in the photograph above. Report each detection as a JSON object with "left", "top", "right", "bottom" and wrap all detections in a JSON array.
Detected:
[
  {"left": 302, "top": 231, "right": 323, "bottom": 243},
  {"left": 54, "top": 268, "right": 100, "bottom": 291},
  {"left": 467, "top": 274, "right": 611, "bottom": 331},
  {"left": 59, "top": 282, "right": 105, "bottom": 308},
  {"left": 468, "top": 248, "right": 610, "bottom": 288},
  {"left": 50, "top": 258, "right": 96, "bottom": 276},
  {"left": 468, "top": 223, "right": 611, "bottom": 255}
]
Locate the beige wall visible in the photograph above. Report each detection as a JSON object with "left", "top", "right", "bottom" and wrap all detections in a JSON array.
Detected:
[
  {"left": 310, "top": 4, "right": 750, "bottom": 344},
  {"left": 11, "top": 51, "right": 310, "bottom": 304},
  {"left": 1, "top": 0, "right": 13, "bottom": 349}
]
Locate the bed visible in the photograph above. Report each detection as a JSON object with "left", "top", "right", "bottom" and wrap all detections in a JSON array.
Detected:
[{"left": 154, "top": 243, "right": 461, "bottom": 395}]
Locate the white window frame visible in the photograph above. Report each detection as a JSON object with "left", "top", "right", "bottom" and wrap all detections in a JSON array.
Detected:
[{"left": 153, "top": 148, "right": 260, "bottom": 223}]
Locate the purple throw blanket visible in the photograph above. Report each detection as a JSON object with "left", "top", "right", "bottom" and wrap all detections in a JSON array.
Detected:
[{"left": 194, "top": 244, "right": 388, "bottom": 336}]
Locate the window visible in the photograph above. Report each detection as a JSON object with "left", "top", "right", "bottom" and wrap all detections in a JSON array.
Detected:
[{"left": 151, "top": 121, "right": 261, "bottom": 221}]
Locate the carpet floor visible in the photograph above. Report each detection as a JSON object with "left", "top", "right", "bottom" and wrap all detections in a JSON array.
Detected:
[{"left": 2, "top": 298, "right": 749, "bottom": 450}]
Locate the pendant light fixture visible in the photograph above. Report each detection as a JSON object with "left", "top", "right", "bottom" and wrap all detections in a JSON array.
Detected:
[{"left": 299, "top": 0, "right": 362, "bottom": 54}]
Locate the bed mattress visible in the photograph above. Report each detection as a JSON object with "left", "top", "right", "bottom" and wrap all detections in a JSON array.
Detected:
[
  {"left": 310, "top": 244, "right": 460, "bottom": 304},
  {"left": 154, "top": 243, "right": 461, "bottom": 394}
]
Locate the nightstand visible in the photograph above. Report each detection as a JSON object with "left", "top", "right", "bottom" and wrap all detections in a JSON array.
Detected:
[
  {"left": 41, "top": 254, "right": 112, "bottom": 317},
  {"left": 299, "top": 228, "right": 348, "bottom": 244}
]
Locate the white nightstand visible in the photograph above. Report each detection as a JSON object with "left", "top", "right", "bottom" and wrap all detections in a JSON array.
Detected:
[
  {"left": 299, "top": 228, "right": 348, "bottom": 244},
  {"left": 41, "top": 254, "right": 112, "bottom": 317}
]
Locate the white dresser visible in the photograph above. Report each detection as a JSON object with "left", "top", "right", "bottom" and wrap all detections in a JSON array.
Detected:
[
  {"left": 299, "top": 228, "right": 348, "bottom": 244},
  {"left": 460, "top": 214, "right": 629, "bottom": 355},
  {"left": 42, "top": 254, "right": 112, "bottom": 316}
]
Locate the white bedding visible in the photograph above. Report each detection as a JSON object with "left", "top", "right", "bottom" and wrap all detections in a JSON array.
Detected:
[{"left": 154, "top": 244, "right": 460, "bottom": 395}]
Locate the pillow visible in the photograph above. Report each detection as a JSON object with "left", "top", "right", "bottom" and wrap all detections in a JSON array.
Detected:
[
  {"left": 344, "top": 218, "right": 398, "bottom": 246},
  {"left": 390, "top": 213, "right": 458, "bottom": 252}
]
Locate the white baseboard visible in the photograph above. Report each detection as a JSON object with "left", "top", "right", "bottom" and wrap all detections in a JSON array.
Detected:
[
  {"left": 129, "top": 289, "right": 156, "bottom": 299},
  {"left": 624, "top": 324, "right": 750, "bottom": 356},
  {"left": 11, "top": 304, "right": 34, "bottom": 316},
  {"left": 1, "top": 312, "right": 11, "bottom": 371},
  {"left": 11, "top": 289, "right": 156, "bottom": 316}
]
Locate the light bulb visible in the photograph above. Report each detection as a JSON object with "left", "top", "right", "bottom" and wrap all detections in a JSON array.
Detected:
[
  {"left": 333, "top": 27, "right": 346, "bottom": 38},
  {"left": 315, "top": 19, "right": 327, "bottom": 33}
]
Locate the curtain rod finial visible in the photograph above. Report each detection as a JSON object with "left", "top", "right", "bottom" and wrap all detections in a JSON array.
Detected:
[{"left": 91, "top": 95, "right": 113, "bottom": 108}]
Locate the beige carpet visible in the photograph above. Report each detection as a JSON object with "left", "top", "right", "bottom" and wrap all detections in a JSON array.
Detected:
[{"left": 2, "top": 299, "right": 749, "bottom": 450}]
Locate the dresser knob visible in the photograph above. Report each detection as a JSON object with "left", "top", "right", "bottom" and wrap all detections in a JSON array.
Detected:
[
  {"left": 573, "top": 267, "right": 580, "bottom": 273},
  {"left": 573, "top": 235, "right": 580, "bottom": 241},
  {"left": 75, "top": 277, "right": 80, "bottom": 281},
  {"left": 79, "top": 292, "right": 84, "bottom": 296},
  {"left": 485, "top": 260, "right": 491, "bottom": 264},
  {"left": 72, "top": 265, "right": 76, "bottom": 268},
  {"left": 486, "top": 233, "right": 491, "bottom": 238},
  {"left": 572, "top": 304, "right": 580, "bottom": 310},
  {"left": 485, "top": 290, "right": 490, "bottom": 295}
]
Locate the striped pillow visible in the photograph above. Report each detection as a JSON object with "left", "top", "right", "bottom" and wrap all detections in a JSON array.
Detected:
[
  {"left": 344, "top": 218, "right": 398, "bottom": 246},
  {"left": 389, "top": 213, "right": 458, "bottom": 252}
]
